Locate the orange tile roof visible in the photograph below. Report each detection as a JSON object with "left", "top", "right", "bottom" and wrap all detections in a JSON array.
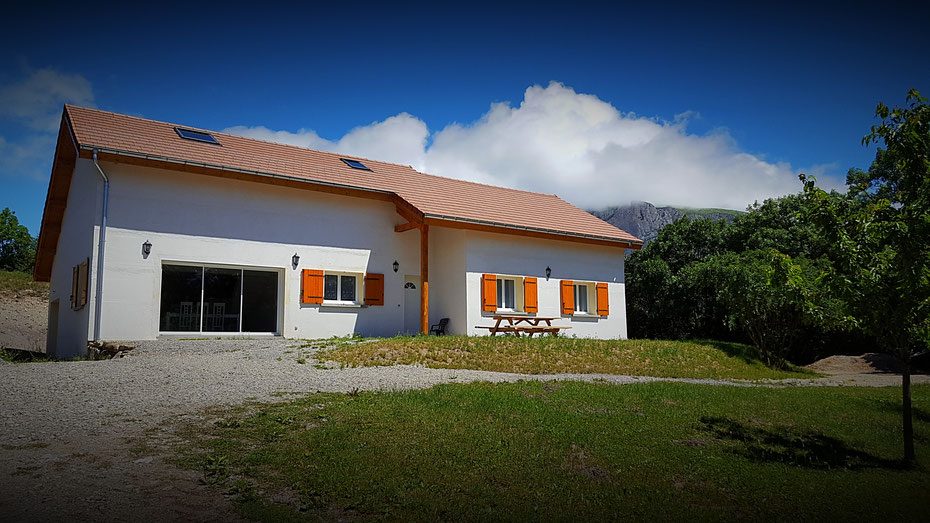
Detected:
[{"left": 64, "top": 105, "right": 642, "bottom": 245}]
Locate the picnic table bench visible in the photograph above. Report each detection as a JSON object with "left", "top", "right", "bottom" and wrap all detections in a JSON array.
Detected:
[{"left": 475, "top": 315, "right": 572, "bottom": 337}]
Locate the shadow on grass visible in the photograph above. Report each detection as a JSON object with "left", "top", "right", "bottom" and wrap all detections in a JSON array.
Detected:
[
  {"left": 700, "top": 416, "right": 901, "bottom": 470},
  {"left": 691, "top": 339, "right": 761, "bottom": 365}
]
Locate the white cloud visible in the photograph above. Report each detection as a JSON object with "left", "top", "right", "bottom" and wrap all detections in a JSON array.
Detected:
[
  {"left": 225, "top": 113, "right": 428, "bottom": 168},
  {"left": 0, "top": 134, "right": 55, "bottom": 181},
  {"left": 225, "top": 82, "right": 841, "bottom": 210},
  {"left": 0, "top": 68, "right": 95, "bottom": 132}
]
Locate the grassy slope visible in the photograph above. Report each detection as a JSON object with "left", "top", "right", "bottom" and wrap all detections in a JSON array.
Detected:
[
  {"left": 173, "top": 381, "right": 929, "bottom": 521},
  {"left": 0, "top": 270, "right": 48, "bottom": 298},
  {"left": 316, "top": 336, "right": 815, "bottom": 380}
]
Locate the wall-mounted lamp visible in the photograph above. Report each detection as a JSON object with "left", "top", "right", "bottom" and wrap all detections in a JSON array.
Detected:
[
  {"left": 292, "top": 253, "right": 300, "bottom": 268},
  {"left": 142, "top": 240, "right": 152, "bottom": 256},
  {"left": 545, "top": 266, "right": 551, "bottom": 280},
  {"left": 393, "top": 260, "right": 399, "bottom": 273}
]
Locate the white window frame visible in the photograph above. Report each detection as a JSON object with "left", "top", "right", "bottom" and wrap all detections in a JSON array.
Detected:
[
  {"left": 323, "top": 271, "right": 362, "bottom": 305},
  {"left": 573, "top": 281, "right": 595, "bottom": 315},
  {"left": 492, "top": 275, "right": 527, "bottom": 313}
]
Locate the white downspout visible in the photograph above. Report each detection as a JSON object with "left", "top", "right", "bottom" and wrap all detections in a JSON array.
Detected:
[{"left": 92, "top": 150, "right": 108, "bottom": 341}]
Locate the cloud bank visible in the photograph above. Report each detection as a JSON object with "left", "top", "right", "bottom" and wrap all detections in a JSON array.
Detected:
[
  {"left": 227, "top": 82, "right": 827, "bottom": 210},
  {"left": 0, "top": 68, "right": 95, "bottom": 132}
]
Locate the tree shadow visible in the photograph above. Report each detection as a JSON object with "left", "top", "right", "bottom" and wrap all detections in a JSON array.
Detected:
[
  {"left": 692, "top": 339, "right": 762, "bottom": 365},
  {"left": 700, "top": 416, "right": 902, "bottom": 470}
]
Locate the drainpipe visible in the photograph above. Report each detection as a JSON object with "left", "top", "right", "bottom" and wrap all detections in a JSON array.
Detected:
[{"left": 92, "top": 150, "right": 108, "bottom": 341}]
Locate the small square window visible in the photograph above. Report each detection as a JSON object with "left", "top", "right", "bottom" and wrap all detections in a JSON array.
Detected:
[
  {"left": 340, "top": 158, "right": 371, "bottom": 171},
  {"left": 175, "top": 127, "right": 220, "bottom": 145}
]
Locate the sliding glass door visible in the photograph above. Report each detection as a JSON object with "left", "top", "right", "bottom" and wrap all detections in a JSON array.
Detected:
[{"left": 159, "top": 264, "right": 279, "bottom": 334}]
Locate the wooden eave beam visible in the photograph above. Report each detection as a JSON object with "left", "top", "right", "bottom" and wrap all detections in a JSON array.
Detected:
[
  {"left": 34, "top": 111, "right": 79, "bottom": 282},
  {"left": 394, "top": 220, "right": 421, "bottom": 233}
]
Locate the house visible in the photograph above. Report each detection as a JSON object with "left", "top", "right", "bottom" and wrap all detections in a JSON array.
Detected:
[{"left": 34, "top": 106, "right": 643, "bottom": 358}]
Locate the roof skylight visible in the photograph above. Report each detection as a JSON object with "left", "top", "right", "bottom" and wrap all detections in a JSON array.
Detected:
[
  {"left": 175, "top": 127, "right": 220, "bottom": 145},
  {"left": 340, "top": 158, "right": 371, "bottom": 171}
]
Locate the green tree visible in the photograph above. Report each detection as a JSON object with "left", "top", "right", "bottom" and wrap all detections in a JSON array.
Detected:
[
  {"left": 707, "top": 249, "right": 836, "bottom": 368},
  {"left": 0, "top": 208, "right": 37, "bottom": 273},
  {"left": 801, "top": 89, "right": 930, "bottom": 466}
]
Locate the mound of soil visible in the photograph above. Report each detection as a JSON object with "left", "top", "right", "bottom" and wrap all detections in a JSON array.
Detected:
[
  {"left": 0, "top": 294, "right": 47, "bottom": 353},
  {"left": 806, "top": 353, "right": 904, "bottom": 374}
]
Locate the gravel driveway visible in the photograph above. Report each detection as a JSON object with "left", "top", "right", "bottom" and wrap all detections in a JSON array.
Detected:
[{"left": 1, "top": 338, "right": 925, "bottom": 521}]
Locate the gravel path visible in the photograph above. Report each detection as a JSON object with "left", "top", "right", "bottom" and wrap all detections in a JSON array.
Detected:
[{"left": 1, "top": 338, "right": 926, "bottom": 521}]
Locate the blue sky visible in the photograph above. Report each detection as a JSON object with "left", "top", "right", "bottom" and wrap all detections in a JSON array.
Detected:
[{"left": 2, "top": 1, "right": 928, "bottom": 235}]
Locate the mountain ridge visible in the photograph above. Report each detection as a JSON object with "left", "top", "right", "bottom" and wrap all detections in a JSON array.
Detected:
[{"left": 590, "top": 202, "right": 742, "bottom": 244}]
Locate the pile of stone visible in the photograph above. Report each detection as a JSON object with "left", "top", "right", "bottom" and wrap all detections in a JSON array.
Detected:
[{"left": 87, "top": 341, "right": 135, "bottom": 360}]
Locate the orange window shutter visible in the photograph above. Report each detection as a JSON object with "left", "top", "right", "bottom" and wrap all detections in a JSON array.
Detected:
[
  {"left": 364, "top": 273, "right": 384, "bottom": 306},
  {"left": 481, "top": 274, "right": 497, "bottom": 312},
  {"left": 301, "top": 269, "right": 324, "bottom": 304},
  {"left": 560, "top": 280, "right": 574, "bottom": 314},
  {"left": 524, "top": 277, "right": 538, "bottom": 313},
  {"left": 596, "top": 283, "right": 609, "bottom": 316}
]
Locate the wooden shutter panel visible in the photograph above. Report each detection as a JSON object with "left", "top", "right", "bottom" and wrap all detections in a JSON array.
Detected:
[
  {"left": 523, "top": 277, "right": 538, "bottom": 313},
  {"left": 301, "top": 269, "right": 324, "bottom": 304},
  {"left": 481, "top": 274, "right": 497, "bottom": 312},
  {"left": 71, "top": 265, "right": 79, "bottom": 310},
  {"left": 560, "top": 280, "right": 574, "bottom": 314},
  {"left": 364, "top": 273, "right": 385, "bottom": 306},
  {"left": 596, "top": 283, "right": 609, "bottom": 316},
  {"left": 78, "top": 259, "right": 89, "bottom": 307}
]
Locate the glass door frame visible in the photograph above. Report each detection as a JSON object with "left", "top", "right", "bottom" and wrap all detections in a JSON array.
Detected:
[{"left": 158, "top": 261, "right": 282, "bottom": 336}]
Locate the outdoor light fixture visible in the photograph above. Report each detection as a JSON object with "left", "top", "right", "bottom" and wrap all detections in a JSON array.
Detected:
[
  {"left": 545, "top": 266, "right": 551, "bottom": 280},
  {"left": 292, "top": 253, "right": 300, "bottom": 268},
  {"left": 142, "top": 240, "right": 152, "bottom": 256},
  {"left": 393, "top": 260, "right": 399, "bottom": 273}
]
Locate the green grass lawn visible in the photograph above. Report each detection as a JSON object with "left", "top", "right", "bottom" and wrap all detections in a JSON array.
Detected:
[
  {"left": 172, "top": 382, "right": 928, "bottom": 521},
  {"left": 315, "top": 336, "right": 815, "bottom": 380}
]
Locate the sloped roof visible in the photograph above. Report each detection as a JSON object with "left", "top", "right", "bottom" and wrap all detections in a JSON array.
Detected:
[{"left": 34, "top": 105, "right": 642, "bottom": 280}]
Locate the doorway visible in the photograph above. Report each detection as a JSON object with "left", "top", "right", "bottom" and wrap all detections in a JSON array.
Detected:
[
  {"left": 159, "top": 264, "right": 280, "bottom": 334},
  {"left": 403, "top": 275, "right": 420, "bottom": 335}
]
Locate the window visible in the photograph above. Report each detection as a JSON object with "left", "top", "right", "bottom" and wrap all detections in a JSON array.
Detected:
[
  {"left": 71, "top": 259, "right": 88, "bottom": 310},
  {"left": 574, "top": 284, "right": 589, "bottom": 313},
  {"left": 159, "top": 264, "right": 279, "bottom": 333},
  {"left": 496, "top": 278, "right": 516, "bottom": 310},
  {"left": 175, "top": 127, "right": 220, "bottom": 144},
  {"left": 340, "top": 158, "right": 371, "bottom": 171},
  {"left": 324, "top": 273, "right": 359, "bottom": 303}
]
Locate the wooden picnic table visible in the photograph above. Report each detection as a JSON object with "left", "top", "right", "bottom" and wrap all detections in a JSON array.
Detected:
[{"left": 475, "top": 314, "right": 571, "bottom": 337}]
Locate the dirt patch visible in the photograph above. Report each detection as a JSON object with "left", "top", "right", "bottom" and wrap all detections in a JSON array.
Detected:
[
  {"left": 806, "top": 353, "right": 905, "bottom": 375},
  {"left": 0, "top": 294, "right": 47, "bottom": 353}
]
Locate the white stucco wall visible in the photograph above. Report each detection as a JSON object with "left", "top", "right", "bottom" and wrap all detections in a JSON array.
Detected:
[
  {"left": 427, "top": 227, "right": 467, "bottom": 335},
  {"left": 88, "top": 161, "right": 419, "bottom": 342},
  {"left": 47, "top": 159, "right": 101, "bottom": 358},
  {"left": 462, "top": 230, "right": 627, "bottom": 339},
  {"left": 48, "top": 159, "right": 628, "bottom": 351}
]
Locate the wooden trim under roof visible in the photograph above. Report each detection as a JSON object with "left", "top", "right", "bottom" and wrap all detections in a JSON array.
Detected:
[{"left": 33, "top": 111, "right": 79, "bottom": 281}]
